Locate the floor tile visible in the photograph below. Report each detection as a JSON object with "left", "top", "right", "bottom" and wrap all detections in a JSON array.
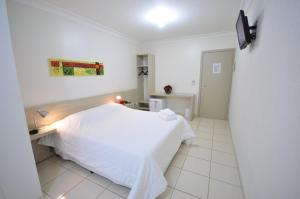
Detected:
[
  {"left": 37, "top": 159, "right": 53, "bottom": 170},
  {"left": 97, "top": 190, "right": 124, "bottom": 199},
  {"left": 176, "top": 170, "right": 209, "bottom": 198},
  {"left": 157, "top": 187, "right": 173, "bottom": 199},
  {"left": 195, "top": 132, "right": 213, "bottom": 140},
  {"left": 189, "top": 120, "right": 199, "bottom": 125},
  {"left": 212, "top": 151, "right": 237, "bottom": 167},
  {"left": 191, "top": 124, "right": 198, "bottom": 131},
  {"left": 210, "top": 163, "right": 241, "bottom": 186},
  {"left": 192, "top": 138, "right": 212, "bottom": 149},
  {"left": 42, "top": 170, "right": 84, "bottom": 198},
  {"left": 87, "top": 173, "right": 112, "bottom": 188},
  {"left": 214, "top": 125, "right": 230, "bottom": 132},
  {"left": 63, "top": 179, "right": 104, "bottom": 199},
  {"left": 171, "top": 190, "right": 199, "bottom": 199},
  {"left": 213, "top": 132, "right": 231, "bottom": 138},
  {"left": 48, "top": 155, "right": 62, "bottom": 162},
  {"left": 213, "top": 134, "right": 232, "bottom": 143},
  {"left": 213, "top": 141, "right": 234, "bottom": 154},
  {"left": 38, "top": 162, "right": 67, "bottom": 185},
  {"left": 197, "top": 125, "right": 213, "bottom": 134},
  {"left": 49, "top": 156, "right": 77, "bottom": 169},
  {"left": 213, "top": 120, "right": 229, "bottom": 129},
  {"left": 183, "top": 156, "right": 210, "bottom": 177},
  {"left": 214, "top": 128, "right": 231, "bottom": 136},
  {"left": 165, "top": 166, "right": 181, "bottom": 188},
  {"left": 208, "top": 180, "right": 244, "bottom": 199},
  {"left": 188, "top": 145, "right": 211, "bottom": 161},
  {"left": 171, "top": 153, "right": 186, "bottom": 168},
  {"left": 70, "top": 164, "right": 92, "bottom": 177},
  {"left": 199, "top": 118, "right": 214, "bottom": 127},
  {"left": 107, "top": 183, "right": 130, "bottom": 198},
  {"left": 198, "top": 123, "right": 213, "bottom": 129},
  {"left": 178, "top": 144, "right": 190, "bottom": 155},
  {"left": 200, "top": 117, "right": 214, "bottom": 122}
]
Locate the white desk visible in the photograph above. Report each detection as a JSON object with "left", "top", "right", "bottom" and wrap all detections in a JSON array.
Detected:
[{"left": 149, "top": 92, "right": 195, "bottom": 121}]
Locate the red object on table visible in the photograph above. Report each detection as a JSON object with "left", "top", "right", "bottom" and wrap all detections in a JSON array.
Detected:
[
  {"left": 164, "top": 85, "right": 172, "bottom": 94},
  {"left": 115, "top": 96, "right": 125, "bottom": 104}
]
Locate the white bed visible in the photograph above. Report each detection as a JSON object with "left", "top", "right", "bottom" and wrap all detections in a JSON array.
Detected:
[{"left": 39, "top": 103, "right": 195, "bottom": 199}]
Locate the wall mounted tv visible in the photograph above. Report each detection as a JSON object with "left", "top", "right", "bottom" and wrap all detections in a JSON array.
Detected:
[{"left": 236, "top": 10, "right": 257, "bottom": 50}]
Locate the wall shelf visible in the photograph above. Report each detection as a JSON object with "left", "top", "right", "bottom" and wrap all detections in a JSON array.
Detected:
[{"left": 136, "top": 54, "right": 155, "bottom": 103}]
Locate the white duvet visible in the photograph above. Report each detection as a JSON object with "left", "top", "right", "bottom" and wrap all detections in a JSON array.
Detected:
[{"left": 39, "top": 103, "right": 195, "bottom": 199}]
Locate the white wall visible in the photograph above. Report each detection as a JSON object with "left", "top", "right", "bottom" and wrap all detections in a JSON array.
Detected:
[
  {"left": 8, "top": 0, "right": 140, "bottom": 107},
  {"left": 0, "top": 0, "right": 42, "bottom": 198},
  {"left": 8, "top": 0, "right": 236, "bottom": 112},
  {"left": 142, "top": 33, "right": 236, "bottom": 113},
  {"left": 229, "top": 0, "right": 300, "bottom": 199}
]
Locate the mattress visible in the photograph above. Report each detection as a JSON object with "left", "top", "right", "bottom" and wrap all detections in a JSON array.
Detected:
[{"left": 39, "top": 103, "right": 195, "bottom": 199}]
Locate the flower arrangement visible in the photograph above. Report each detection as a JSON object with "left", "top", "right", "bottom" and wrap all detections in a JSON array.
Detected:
[{"left": 164, "top": 85, "right": 172, "bottom": 94}]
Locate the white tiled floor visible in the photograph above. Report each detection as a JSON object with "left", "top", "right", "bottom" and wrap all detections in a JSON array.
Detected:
[{"left": 38, "top": 118, "right": 244, "bottom": 199}]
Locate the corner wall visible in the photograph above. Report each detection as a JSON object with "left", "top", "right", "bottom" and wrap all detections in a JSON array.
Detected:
[{"left": 229, "top": 0, "right": 300, "bottom": 198}]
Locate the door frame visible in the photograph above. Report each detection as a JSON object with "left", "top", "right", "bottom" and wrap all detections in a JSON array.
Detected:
[{"left": 197, "top": 48, "right": 235, "bottom": 117}]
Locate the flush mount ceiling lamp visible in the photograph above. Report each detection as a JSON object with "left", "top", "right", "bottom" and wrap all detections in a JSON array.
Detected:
[{"left": 145, "top": 6, "right": 178, "bottom": 28}]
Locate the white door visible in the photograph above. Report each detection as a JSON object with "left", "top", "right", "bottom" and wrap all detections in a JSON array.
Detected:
[{"left": 199, "top": 50, "right": 235, "bottom": 120}]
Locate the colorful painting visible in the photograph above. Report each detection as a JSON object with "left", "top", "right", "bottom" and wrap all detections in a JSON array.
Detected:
[{"left": 49, "top": 59, "right": 104, "bottom": 76}]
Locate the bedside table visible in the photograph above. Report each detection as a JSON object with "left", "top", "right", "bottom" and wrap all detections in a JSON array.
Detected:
[{"left": 30, "top": 126, "right": 57, "bottom": 141}]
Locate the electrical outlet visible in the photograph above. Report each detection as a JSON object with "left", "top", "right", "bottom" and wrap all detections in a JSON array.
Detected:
[{"left": 192, "top": 80, "right": 196, "bottom": 86}]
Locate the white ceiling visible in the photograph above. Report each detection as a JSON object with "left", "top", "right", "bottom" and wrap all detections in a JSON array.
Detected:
[{"left": 44, "top": 0, "right": 241, "bottom": 41}]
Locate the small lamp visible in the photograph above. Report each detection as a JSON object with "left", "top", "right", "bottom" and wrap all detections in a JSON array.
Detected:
[
  {"left": 115, "top": 95, "right": 124, "bottom": 104},
  {"left": 29, "top": 109, "right": 48, "bottom": 135}
]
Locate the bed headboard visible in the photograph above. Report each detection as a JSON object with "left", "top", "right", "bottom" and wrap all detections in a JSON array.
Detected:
[{"left": 25, "top": 89, "right": 137, "bottom": 129}]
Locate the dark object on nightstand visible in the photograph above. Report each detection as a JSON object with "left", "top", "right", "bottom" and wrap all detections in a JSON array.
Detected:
[{"left": 29, "top": 129, "right": 38, "bottom": 135}]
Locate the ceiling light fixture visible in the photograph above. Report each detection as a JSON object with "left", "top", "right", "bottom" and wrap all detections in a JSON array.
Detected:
[{"left": 145, "top": 6, "right": 178, "bottom": 28}]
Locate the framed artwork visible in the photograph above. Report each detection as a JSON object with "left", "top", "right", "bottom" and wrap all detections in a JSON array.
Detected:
[{"left": 49, "top": 58, "right": 104, "bottom": 76}]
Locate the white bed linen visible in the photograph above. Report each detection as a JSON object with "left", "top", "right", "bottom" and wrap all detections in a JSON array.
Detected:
[{"left": 39, "top": 103, "right": 195, "bottom": 199}]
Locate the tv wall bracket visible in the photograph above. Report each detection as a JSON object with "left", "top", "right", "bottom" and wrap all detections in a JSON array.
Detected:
[{"left": 249, "top": 25, "right": 257, "bottom": 40}]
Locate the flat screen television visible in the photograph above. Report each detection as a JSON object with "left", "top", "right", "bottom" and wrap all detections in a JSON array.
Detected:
[{"left": 236, "top": 10, "right": 252, "bottom": 50}]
